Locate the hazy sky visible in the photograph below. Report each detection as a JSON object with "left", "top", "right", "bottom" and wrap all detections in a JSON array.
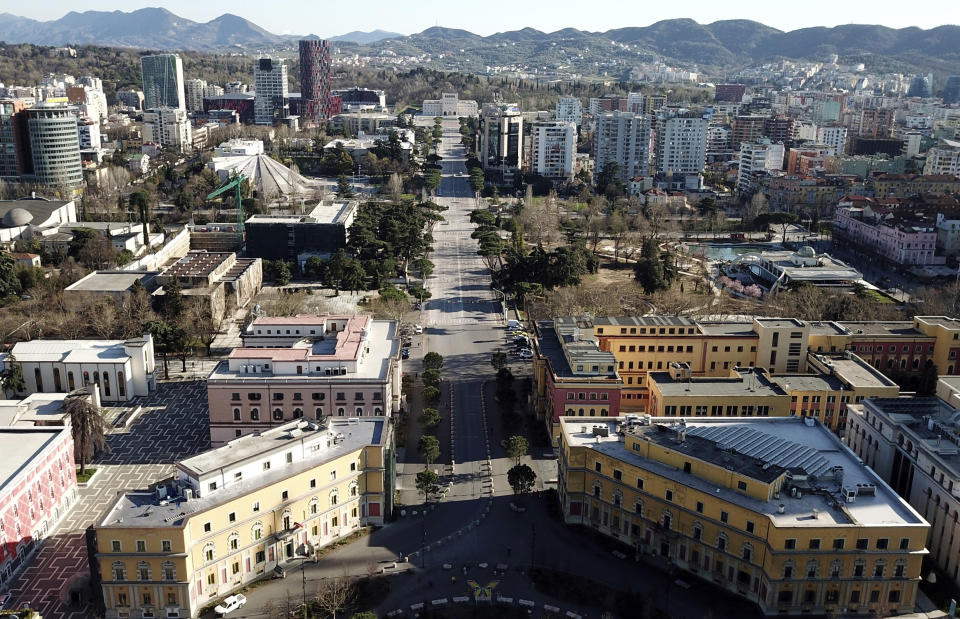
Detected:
[{"left": 12, "top": 0, "right": 959, "bottom": 36}]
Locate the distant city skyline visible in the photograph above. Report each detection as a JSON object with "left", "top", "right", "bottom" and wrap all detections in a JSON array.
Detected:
[{"left": 8, "top": 0, "right": 959, "bottom": 38}]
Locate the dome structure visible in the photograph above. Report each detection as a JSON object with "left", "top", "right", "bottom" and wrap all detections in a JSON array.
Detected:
[
  {"left": 2, "top": 208, "right": 34, "bottom": 227},
  {"left": 797, "top": 246, "right": 816, "bottom": 258}
]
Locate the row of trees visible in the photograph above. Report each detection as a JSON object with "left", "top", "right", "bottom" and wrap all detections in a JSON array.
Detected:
[{"left": 415, "top": 352, "right": 445, "bottom": 503}]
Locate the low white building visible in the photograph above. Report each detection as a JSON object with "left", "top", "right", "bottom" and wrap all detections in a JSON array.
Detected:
[
  {"left": 924, "top": 139, "right": 960, "bottom": 176},
  {"left": 1, "top": 335, "right": 157, "bottom": 403},
  {"left": 737, "top": 139, "right": 785, "bottom": 194},
  {"left": 422, "top": 92, "right": 477, "bottom": 117}
]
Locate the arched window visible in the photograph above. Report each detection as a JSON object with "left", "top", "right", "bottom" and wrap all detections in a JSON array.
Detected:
[
  {"left": 349, "top": 481, "right": 359, "bottom": 497},
  {"left": 117, "top": 372, "right": 125, "bottom": 397},
  {"left": 112, "top": 561, "right": 127, "bottom": 581},
  {"left": 566, "top": 408, "right": 575, "bottom": 415},
  {"left": 830, "top": 559, "right": 843, "bottom": 578},
  {"left": 67, "top": 371, "right": 75, "bottom": 391},
  {"left": 233, "top": 408, "right": 241, "bottom": 421},
  {"left": 53, "top": 368, "right": 62, "bottom": 391},
  {"left": 742, "top": 542, "right": 753, "bottom": 562},
  {"left": 315, "top": 408, "right": 324, "bottom": 419},
  {"left": 374, "top": 407, "right": 383, "bottom": 416},
  {"left": 337, "top": 407, "right": 345, "bottom": 416},
  {"left": 162, "top": 561, "right": 176, "bottom": 581},
  {"left": 82, "top": 371, "right": 90, "bottom": 385},
  {"left": 251, "top": 521, "right": 263, "bottom": 541},
  {"left": 34, "top": 368, "right": 43, "bottom": 392},
  {"left": 613, "top": 489, "right": 622, "bottom": 506},
  {"left": 293, "top": 408, "right": 303, "bottom": 419},
  {"left": 103, "top": 373, "right": 111, "bottom": 397},
  {"left": 137, "top": 560, "right": 151, "bottom": 581},
  {"left": 330, "top": 489, "right": 339, "bottom": 506},
  {"left": 93, "top": 372, "right": 100, "bottom": 386},
  {"left": 634, "top": 500, "right": 644, "bottom": 516},
  {"left": 592, "top": 481, "right": 602, "bottom": 498},
  {"left": 273, "top": 408, "right": 283, "bottom": 420},
  {"left": 355, "top": 407, "right": 364, "bottom": 415},
  {"left": 309, "top": 498, "right": 319, "bottom": 515},
  {"left": 806, "top": 559, "right": 820, "bottom": 579},
  {"left": 716, "top": 533, "right": 728, "bottom": 551},
  {"left": 228, "top": 532, "right": 239, "bottom": 551},
  {"left": 282, "top": 509, "right": 293, "bottom": 530},
  {"left": 203, "top": 543, "right": 215, "bottom": 562},
  {"left": 250, "top": 408, "right": 260, "bottom": 421}
]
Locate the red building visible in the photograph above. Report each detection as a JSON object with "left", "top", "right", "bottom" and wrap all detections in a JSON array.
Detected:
[
  {"left": 0, "top": 426, "right": 77, "bottom": 588},
  {"left": 714, "top": 84, "right": 746, "bottom": 102},
  {"left": 532, "top": 318, "right": 623, "bottom": 437},
  {"left": 299, "top": 39, "right": 336, "bottom": 126}
]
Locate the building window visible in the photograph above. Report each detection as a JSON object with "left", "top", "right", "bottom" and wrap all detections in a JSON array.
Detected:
[
  {"left": 67, "top": 371, "right": 75, "bottom": 390},
  {"left": 136, "top": 540, "right": 146, "bottom": 552},
  {"left": 112, "top": 561, "right": 127, "bottom": 581},
  {"left": 233, "top": 408, "right": 241, "bottom": 421},
  {"left": 111, "top": 540, "right": 122, "bottom": 553},
  {"left": 665, "top": 489, "right": 673, "bottom": 502},
  {"left": 696, "top": 501, "right": 703, "bottom": 513},
  {"left": 594, "top": 462, "right": 602, "bottom": 473},
  {"left": 203, "top": 522, "right": 212, "bottom": 533},
  {"left": 637, "top": 478, "right": 644, "bottom": 490},
  {"left": 856, "top": 538, "right": 868, "bottom": 550},
  {"left": 204, "top": 544, "right": 215, "bottom": 562},
  {"left": 161, "top": 540, "right": 172, "bottom": 552},
  {"left": 162, "top": 561, "right": 175, "bottom": 581},
  {"left": 876, "top": 538, "right": 888, "bottom": 550},
  {"left": 809, "top": 538, "right": 821, "bottom": 550},
  {"left": 785, "top": 539, "right": 796, "bottom": 550},
  {"left": 137, "top": 561, "right": 151, "bottom": 581},
  {"left": 746, "top": 521, "right": 754, "bottom": 534},
  {"left": 273, "top": 408, "right": 283, "bottom": 420},
  {"left": 250, "top": 408, "right": 260, "bottom": 421},
  {"left": 34, "top": 368, "right": 43, "bottom": 391},
  {"left": 720, "top": 511, "right": 728, "bottom": 523}
]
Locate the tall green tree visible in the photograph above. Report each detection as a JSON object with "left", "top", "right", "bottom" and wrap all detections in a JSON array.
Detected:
[
  {"left": 336, "top": 175, "right": 355, "bottom": 198},
  {"left": 415, "top": 469, "right": 440, "bottom": 502},
  {"left": 1, "top": 353, "right": 25, "bottom": 396},
  {"left": 505, "top": 435, "right": 529, "bottom": 466},
  {"left": 146, "top": 320, "right": 187, "bottom": 380},
  {"left": 423, "top": 352, "right": 444, "bottom": 371},
  {"left": 417, "top": 435, "right": 440, "bottom": 466},
  {"left": 507, "top": 464, "right": 537, "bottom": 495},
  {"left": 0, "top": 252, "right": 23, "bottom": 299}
]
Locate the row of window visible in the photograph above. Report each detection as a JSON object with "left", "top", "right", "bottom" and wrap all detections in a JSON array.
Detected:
[
  {"left": 599, "top": 326, "right": 695, "bottom": 335},
  {"left": 662, "top": 405, "right": 771, "bottom": 417},
  {"left": 35, "top": 368, "right": 126, "bottom": 397},
  {"left": 111, "top": 559, "right": 176, "bottom": 582},
  {"left": 565, "top": 392, "right": 610, "bottom": 401},
  {"left": 233, "top": 391, "right": 382, "bottom": 402},
  {"left": 230, "top": 406, "right": 383, "bottom": 422},
  {"left": 857, "top": 344, "right": 933, "bottom": 354}
]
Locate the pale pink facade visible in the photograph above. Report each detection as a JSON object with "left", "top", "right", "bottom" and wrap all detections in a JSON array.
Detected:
[
  {"left": 834, "top": 206, "right": 945, "bottom": 266},
  {"left": 206, "top": 315, "right": 401, "bottom": 446},
  {"left": 0, "top": 426, "right": 77, "bottom": 588}
]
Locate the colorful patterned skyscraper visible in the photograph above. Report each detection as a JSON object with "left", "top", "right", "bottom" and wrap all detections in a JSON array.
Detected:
[{"left": 298, "top": 39, "right": 338, "bottom": 126}]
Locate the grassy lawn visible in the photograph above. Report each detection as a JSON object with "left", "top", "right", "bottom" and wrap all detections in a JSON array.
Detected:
[
  {"left": 76, "top": 468, "right": 97, "bottom": 484},
  {"left": 859, "top": 288, "right": 895, "bottom": 304}
]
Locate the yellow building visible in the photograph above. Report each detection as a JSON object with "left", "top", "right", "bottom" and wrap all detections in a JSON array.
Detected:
[
  {"left": 647, "top": 363, "right": 792, "bottom": 419},
  {"left": 539, "top": 316, "right": 958, "bottom": 415},
  {"left": 591, "top": 316, "right": 810, "bottom": 411},
  {"left": 95, "top": 418, "right": 393, "bottom": 619},
  {"left": 557, "top": 416, "right": 928, "bottom": 616}
]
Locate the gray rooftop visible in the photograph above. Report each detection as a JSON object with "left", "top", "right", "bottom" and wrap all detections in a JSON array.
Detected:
[
  {"left": 536, "top": 320, "right": 619, "bottom": 380},
  {"left": 100, "top": 418, "right": 385, "bottom": 528},
  {"left": 65, "top": 270, "right": 159, "bottom": 293},
  {"left": 650, "top": 368, "right": 788, "bottom": 397},
  {"left": 0, "top": 198, "right": 71, "bottom": 228},
  {"left": 563, "top": 417, "right": 926, "bottom": 528},
  {"left": 594, "top": 316, "right": 697, "bottom": 328}
]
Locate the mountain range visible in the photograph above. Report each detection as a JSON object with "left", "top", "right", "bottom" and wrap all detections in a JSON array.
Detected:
[{"left": 0, "top": 8, "right": 958, "bottom": 74}]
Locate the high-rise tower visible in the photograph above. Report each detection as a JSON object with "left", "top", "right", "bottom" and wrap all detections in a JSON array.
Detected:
[
  {"left": 298, "top": 40, "right": 333, "bottom": 126},
  {"left": 140, "top": 54, "right": 185, "bottom": 110}
]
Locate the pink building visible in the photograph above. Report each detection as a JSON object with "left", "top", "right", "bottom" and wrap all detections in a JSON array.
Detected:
[
  {"left": 532, "top": 318, "right": 623, "bottom": 437},
  {"left": 834, "top": 201, "right": 945, "bottom": 266},
  {"left": 206, "top": 315, "right": 401, "bottom": 446},
  {"left": 0, "top": 426, "right": 78, "bottom": 588}
]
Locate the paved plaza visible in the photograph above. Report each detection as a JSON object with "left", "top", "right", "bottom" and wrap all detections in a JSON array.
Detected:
[{"left": 5, "top": 380, "right": 210, "bottom": 618}]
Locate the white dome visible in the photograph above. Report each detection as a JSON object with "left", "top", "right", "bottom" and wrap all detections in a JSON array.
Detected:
[
  {"left": 797, "top": 246, "right": 816, "bottom": 258},
  {"left": 2, "top": 208, "right": 33, "bottom": 227}
]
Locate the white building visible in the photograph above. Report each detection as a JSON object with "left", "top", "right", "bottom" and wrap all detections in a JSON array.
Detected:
[
  {"left": 184, "top": 78, "right": 207, "bottom": 113},
  {"left": 422, "top": 92, "right": 477, "bottom": 117},
  {"left": 924, "top": 140, "right": 960, "bottom": 176},
  {"left": 143, "top": 108, "right": 192, "bottom": 152},
  {"left": 817, "top": 125, "right": 848, "bottom": 155},
  {"left": 555, "top": 96, "right": 583, "bottom": 126},
  {"left": 737, "top": 139, "right": 785, "bottom": 194},
  {"left": 846, "top": 380, "right": 960, "bottom": 590},
  {"left": 77, "top": 118, "right": 101, "bottom": 150},
  {"left": 1, "top": 334, "right": 157, "bottom": 403},
  {"left": 658, "top": 114, "right": 707, "bottom": 175},
  {"left": 593, "top": 111, "right": 651, "bottom": 182},
  {"left": 530, "top": 120, "right": 576, "bottom": 182},
  {"left": 253, "top": 58, "right": 289, "bottom": 126}
]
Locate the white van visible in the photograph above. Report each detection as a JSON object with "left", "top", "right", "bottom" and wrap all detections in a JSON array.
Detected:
[{"left": 506, "top": 319, "right": 522, "bottom": 330}]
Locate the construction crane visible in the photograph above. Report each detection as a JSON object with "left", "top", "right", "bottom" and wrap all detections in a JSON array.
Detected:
[{"left": 206, "top": 173, "right": 248, "bottom": 244}]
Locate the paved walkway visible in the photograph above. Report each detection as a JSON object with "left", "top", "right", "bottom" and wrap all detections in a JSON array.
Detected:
[{"left": 5, "top": 380, "right": 211, "bottom": 618}]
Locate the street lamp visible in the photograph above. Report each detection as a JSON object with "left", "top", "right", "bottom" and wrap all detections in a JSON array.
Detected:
[
  {"left": 296, "top": 542, "right": 314, "bottom": 619},
  {"left": 492, "top": 288, "right": 507, "bottom": 323}
]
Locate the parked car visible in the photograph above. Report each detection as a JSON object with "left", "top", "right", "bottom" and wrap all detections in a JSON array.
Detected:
[
  {"left": 413, "top": 325, "right": 424, "bottom": 334},
  {"left": 517, "top": 349, "right": 534, "bottom": 360},
  {"left": 214, "top": 594, "right": 247, "bottom": 615},
  {"left": 507, "top": 319, "right": 522, "bottom": 330},
  {"left": 401, "top": 348, "right": 410, "bottom": 359}
]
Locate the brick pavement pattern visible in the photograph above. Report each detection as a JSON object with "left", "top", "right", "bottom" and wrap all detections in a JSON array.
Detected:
[{"left": 5, "top": 380, "right": 210, "bottom": 619}]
